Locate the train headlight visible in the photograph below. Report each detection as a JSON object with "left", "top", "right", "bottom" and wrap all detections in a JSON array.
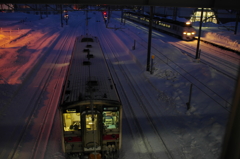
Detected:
[
  {"left": 192, "top": 32, "right": 195, "bottom": 35},
  {"left": 187, "top": 33, "right": 191, "bottom": 35},
  {"left": 183, "top": 32, "right": 186, "bottom": 34},
  {"left": 186, "top": 21, "right": 191, "bottom": 25}
]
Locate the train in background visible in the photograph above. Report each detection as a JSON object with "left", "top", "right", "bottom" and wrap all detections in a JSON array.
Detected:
[
  {"left": 59, "top": 35, "right": 122, "bottom": 159},
  {"left": 123, "top": 11, "right": 196, "bottom": 40}
]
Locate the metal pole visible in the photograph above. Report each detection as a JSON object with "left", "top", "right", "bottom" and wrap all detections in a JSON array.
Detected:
[
  {"left": 61, "top": 5, "right": 63, "bottom": 27},
  {"left": 132, "top": 40, "right": 136, "bottom": 50},
  {"left": 196, "top": 8, "right": 204, "bottom": 59},
  {"left": 121, "top": 9, "right": 123, "bottom": 23},
  {"left": 234, "top": 11, "right": 239, "bottom": 35},
  {"left": 146, "top": 6, "right": 153, "bottom": 71},
  {"left": 86, "top": 9, "right": 88, "bottom": 34},
  {"left": 186, "top": 83, "right": 193, "bottom": 110},
  {"left": 107, "top": 6, "right": 110, "bottom": 26},
  {"left": 46, "top": 4, "right": 48, "bottom": 17},
  {"left": 173, "top": 7, "right": 177, "bottom": 21},
  {"left": 40, "top": 9, "right": 42, "bottom": 19}
]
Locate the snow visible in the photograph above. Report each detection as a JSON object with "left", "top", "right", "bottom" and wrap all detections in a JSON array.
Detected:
[
  {"left": 192, "top": 22, "right": 240, "bottom": 52},
  {"left": 0, "top": 10, "right": 239, "bottom": 159}
]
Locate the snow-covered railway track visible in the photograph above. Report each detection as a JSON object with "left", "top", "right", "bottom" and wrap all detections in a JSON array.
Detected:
[
  {"left": 97, "top": 29, "right": 174, "bottom": 159},
  {"left": 200, "top": 42, "right": 240, "bottom": 63},
  {"left": 121, "top": 18, "right": 239, "bottom": 80},
  {"left": 10, "top": 33, "right": 74, "bottom": 159},
  {"left": 119, "top": 28, "right": 232, "bottom": 112},
  {"left": 0, "top": 26, "right": 79, "bottom": 159},
  {"left": 170, "top": 41, "right": 239, "bottom": 80},
  {"left": 0, "top": 30, "right": 60, "bottom": 116}
]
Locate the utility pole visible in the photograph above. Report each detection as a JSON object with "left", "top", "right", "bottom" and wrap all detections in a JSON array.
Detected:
[
  {"left": 234, "top": 11, "right": 239, "bottom": 35},
  {"left": 86, "top": 7, "right": 88, "bottom": 35},
  {"left": 196, "top": 8, "right": 204, "bottom": 59},
  {"left": 121, "top": 8, "right": 123, "bottom": 23},
  {"left": 46, "top": 4, "right": 48, "bottom": 17},
  {"left": 61, "top": 5, "right": 63, "bottom": 27},
  {"left": 108, "top": 6, "right": 110, "bottom": 25},
  {"left": 146, "top": 6, "right": 153, "bottom": 71},
  {"left": 173, "top": 7, "right": 177, "bottom": 21}
]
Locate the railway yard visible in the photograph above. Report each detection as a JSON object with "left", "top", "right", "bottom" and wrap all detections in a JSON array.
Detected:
[{"left": 0, "top": 10, "right": 239, "bottom": 159}]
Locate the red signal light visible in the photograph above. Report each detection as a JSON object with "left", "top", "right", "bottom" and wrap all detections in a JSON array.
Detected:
[{"left": 103, "top": 12, "right": 106, "bottom": 15}]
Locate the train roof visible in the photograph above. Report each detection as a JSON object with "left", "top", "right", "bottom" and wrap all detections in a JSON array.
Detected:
[
  {"left": 154, "top": 17, "right": 192, "bottom": 27},
  {"left": 124, "top": 11, "right": 192, "bottom": 27},
  {"left": 61, "top": 35, "right": 120, "bottom": 106}
]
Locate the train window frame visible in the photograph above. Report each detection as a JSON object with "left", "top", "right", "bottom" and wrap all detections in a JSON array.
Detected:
[
  {"left": 103, "top": 110, "right": 119, "bottom": 130},
  {"left": 63, "top": 112, "right": 81, "bottom": 131},
  {"left": 85, "top": 114, "right": 98, "bottom": 131}
]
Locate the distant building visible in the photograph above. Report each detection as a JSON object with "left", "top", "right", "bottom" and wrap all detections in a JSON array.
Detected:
[{"left": 143, "top": 7, "right": 238, "bottom": 24}]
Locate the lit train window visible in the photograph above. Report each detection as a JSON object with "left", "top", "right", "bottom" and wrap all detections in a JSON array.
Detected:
[
  {"left": 63, "top": 113, "right": 81, "bottom": 131},
  {"left": 103, "top": 111, "right": 119, "bottom": 129},
  {"left": 86, "top": 114, "right": 98, "bottom": 131}
]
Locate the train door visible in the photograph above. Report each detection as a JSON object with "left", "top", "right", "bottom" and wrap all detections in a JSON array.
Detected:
[{"left": 81, "top": 110, "right": 102, "bottom": 152}]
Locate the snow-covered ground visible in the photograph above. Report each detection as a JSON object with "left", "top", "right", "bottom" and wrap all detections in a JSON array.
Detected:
[
  {"left": 193, "top": 22, "right": 240, "bottom": 52},
  {"left": 0, "top": 10, "right": 239, "bottom": 159}
]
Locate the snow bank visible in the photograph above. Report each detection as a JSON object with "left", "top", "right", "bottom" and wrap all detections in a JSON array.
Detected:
[
  {"left": 202, "top": 32, "right": 240, "bottom": 51},
  {"left": 193, "top": 22, "right": 240, "bottom": 52}
]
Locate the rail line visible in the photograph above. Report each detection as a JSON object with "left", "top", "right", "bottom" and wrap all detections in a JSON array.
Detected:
[
  {"left": 97, "top": 25, "right": 174, "bottom": 159},
  {"left": 119, "top": 16, "right": 239, "bottom": 80},
  {"left": 118, "top": 26, "right": 233, "bottom": 112},
  {"left": 94, "top": 20, "right": 229, "bottom": 158},
  {"left": 0, "top": 27, "right": 62, "bottom": 158},
  {"left": 5, "top": 23, "right": 80, "bottom": 159},
  {"left": 32, "top": 30, "right": 78, "bottom": 159},
  {"left": 170, "top": 41, "right": 239, "bottom": 80},
  {"left": 11, "top": 35, "right": 67, "bottom": 159}
]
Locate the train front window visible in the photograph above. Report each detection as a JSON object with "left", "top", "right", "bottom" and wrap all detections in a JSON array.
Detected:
[
  {"left": 103, "top": 111, "right": 119, "bottom": 129},
  {"left": 63, "top": 112, "right": 81, "bottom": 131},
  {"left": 86, "top": 114, "right": 98, "bottom": 131}
]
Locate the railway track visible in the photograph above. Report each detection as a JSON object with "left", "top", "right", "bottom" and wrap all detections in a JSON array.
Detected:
[
  {"left": 0, "top": 20, "right": 81, "bottom": 159},
  {"left": 115, "top": 24, "right": 233, "bottom": 112},
  {"left": 11, "top": 32, "right": 75, "bottom": 159},
  {"left": 96, "top": 24, "right": 174, "bottom": 159},
  {"left": 118, "top": 16, "right": 239, "bottom": 80},
  {"left": 169, "top": 41, "right": 239, "bottom": 80},
  {"left": 82, "top": 12, "right": 231, "bottom": 159},
  {"left": 62, "top": 11, "right": 234, "bottom": 159},
  {"left": 96, "top": 26, "right": 228, "bottom": 159}
]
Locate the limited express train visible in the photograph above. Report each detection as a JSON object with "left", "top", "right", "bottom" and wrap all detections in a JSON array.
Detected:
[
  {"left": 123, "top": 11, "right": 196, "bottom": 40},
  {"left": 59, "top": 35, "right": 122, "bottom": 159}
]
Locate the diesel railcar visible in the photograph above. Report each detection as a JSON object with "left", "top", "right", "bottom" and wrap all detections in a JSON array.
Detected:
[
  {"left": 59, "top": 35, "right": 122, "bottom": 159},
  {"left": 123, "top": 11, "right": 196, "bottom": 40}
]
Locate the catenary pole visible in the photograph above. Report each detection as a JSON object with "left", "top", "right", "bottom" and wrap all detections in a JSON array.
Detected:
[
  {"left": 234, "top": 11, "right": 239, "bottom": 35},
  {"left": 196, "top": 8, "right": 204, "bottom": 59},
  {"left": 146, "top": 6, "right": 153, "bottom": 71}
]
